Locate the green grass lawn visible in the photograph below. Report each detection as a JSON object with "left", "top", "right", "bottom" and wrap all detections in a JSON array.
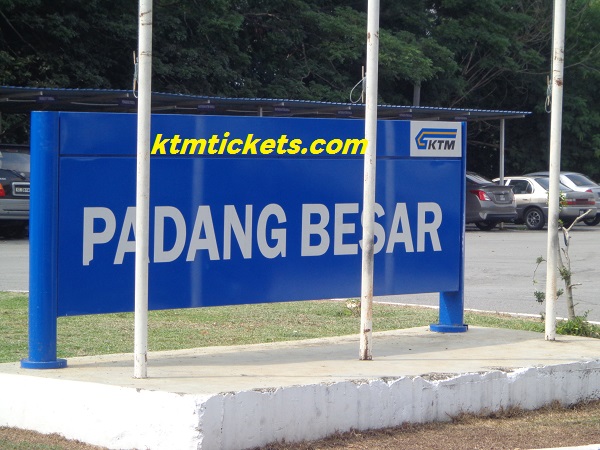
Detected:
[{"left": 0, "top": 291, "right": 557, "bottom": 364}]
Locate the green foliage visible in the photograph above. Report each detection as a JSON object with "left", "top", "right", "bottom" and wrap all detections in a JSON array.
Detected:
[
  {"left": 0, "top": 292, "right": 28, "bottom": 363},
  {"left": 532, "top": 255, "right": 565, "bottom": 305},
  {"left": 556, "top": 313, "right": 600, "bottom": 338},
  {"left": 1, "top": 0, "right": 600, "bottom": 181},
  {"left": 534, "top": 290, "right": 545, "bottom": 304},
  {"left": 0, "top": 0, "right": 137, "bottom": 88},
  {"left": 558, "top": 265, "right": 572, "bottom": 286}
]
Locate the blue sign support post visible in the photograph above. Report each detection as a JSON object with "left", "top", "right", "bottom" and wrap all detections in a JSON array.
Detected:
[
  {"left": 431, "top": 147, "right": 468, "bottom": 334},
  {"left": 21, "top": 113, "right": 67, "bottom": 369},
  {"left": 22, "top": 112, "right": 467, "bottom": 369}
]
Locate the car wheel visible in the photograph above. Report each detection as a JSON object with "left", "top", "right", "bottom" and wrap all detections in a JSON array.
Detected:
[
  {"left": 583, "top": 215, "right": 600, "bottom": 226},
  {"left": 524, "top": 207, "right": 545, "bottom": 230},
  {"left": 0, "top": 224, "right": 25, "bottom": 239},
  {"left": 474, "top": 221, "right": 497, "bottom": 231}
]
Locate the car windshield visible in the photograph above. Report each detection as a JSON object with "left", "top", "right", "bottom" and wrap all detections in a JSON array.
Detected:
[
  {"left": 535, "top": 177, "right": 571, "bottom": 191},
  {"left": 565, "top": 173, "right": 598, "bottom": 187},
  {"left": 0, "top": 151, "right": 30, "bottom": 174}
]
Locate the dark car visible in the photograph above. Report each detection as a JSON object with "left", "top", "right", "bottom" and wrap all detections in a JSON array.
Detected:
[
  {"left": 0, "top": 145, "right": 30, "bottom": 236},
  {"left": 465, "top": 172, "right": 517, "bottom": 231},
  {"left": 465, "top": 172, "right": 517, "bottom": 230}
]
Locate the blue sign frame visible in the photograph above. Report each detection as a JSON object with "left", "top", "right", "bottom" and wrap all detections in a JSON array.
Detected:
[{"left": 22, "top": 112, "right": 467, "bottom": 369}]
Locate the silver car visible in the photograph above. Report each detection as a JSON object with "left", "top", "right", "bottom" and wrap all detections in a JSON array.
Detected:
[
  {"left": 465, "top": 172, "right": 517, "bottom": 230},
  {"left": 526, "top": 171, "right": 600, "bottom": 226},
  {"left": 497, "top": 176, "right": 597, "bottom": 230}
]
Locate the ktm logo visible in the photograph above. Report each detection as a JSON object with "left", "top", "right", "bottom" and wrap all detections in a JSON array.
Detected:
[{"left": 415, "top": 128, "right": 458, "bottom": 151}]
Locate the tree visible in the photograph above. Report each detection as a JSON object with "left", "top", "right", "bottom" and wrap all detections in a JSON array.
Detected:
[
  {"left": 534, "top": 209, "right": 592, "bottom": 321},
  {"left": 0, "top": 0, "right": 137, "bottom": 88},
  {"left": 558, "top": 0, "right": 600, "bottom": 179},
  {"left": 0, "top": 0, "right": 599, "bottom": 183}
]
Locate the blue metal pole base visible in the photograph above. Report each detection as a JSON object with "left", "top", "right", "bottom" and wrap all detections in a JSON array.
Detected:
[
  {"left": 20, "top": 358, "right": 67, "bottom": 369},
  {"left": 433, "top": 290, "right": 468, "bottom": 333},
  {"left": 429, "top": 323, "right": 468, "bottom": 333}
]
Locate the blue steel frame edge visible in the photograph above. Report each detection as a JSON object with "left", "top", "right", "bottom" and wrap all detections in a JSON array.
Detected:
[
  {"left": 430, "top": 121, "right": 468, "bottom": 333},
  {"left": 21, "top": 112, "right": 67, "bottom": 369}
]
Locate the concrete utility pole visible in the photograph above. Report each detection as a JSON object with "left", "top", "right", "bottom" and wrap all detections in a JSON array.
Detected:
[
  {"left": 134, "top": 0, "right": 153, "bottom": 378},
  {"left": 545, "top": 0, "right": 566, "bottom": 341},
  {"left": 360, "top": 0, "right": 380, "bottom": 361}
]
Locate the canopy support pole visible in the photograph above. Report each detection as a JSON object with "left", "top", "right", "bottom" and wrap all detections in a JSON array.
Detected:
[
  {"left": 359, "top": 0, "right": 380, "bottom": 361},
  {"left": 134, "top": 0, "right": 153, "bottom": 379},
  {"left": 545, "top": 0, "right": 566, "bottom": 341}
]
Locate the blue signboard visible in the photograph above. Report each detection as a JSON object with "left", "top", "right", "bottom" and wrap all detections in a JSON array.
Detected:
[{"left": 23, "top": 111, "right": 467, "bottom": 368}]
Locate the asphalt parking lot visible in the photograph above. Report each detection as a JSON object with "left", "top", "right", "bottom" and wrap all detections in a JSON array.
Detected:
[
  {"left": 382, "top": 223, "right": 600, "bottom": 323},
  {"left": 0, "top": 234, "right": 28, "bottom": 293},
  {"left": 1, "top": 224, "right": 599, "bottom": 322}
]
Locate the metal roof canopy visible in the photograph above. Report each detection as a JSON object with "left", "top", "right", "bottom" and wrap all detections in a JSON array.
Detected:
[{"left": 0, "top": 85, "right": 530, "bottom": 122}]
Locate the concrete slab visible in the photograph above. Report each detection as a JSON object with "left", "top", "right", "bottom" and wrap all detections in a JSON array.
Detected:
[
  {"left": 1, "top": 327, "right": 599, "bottom": 449},
  {"left": 1, "top": 326, "right": 599, "bottom": 394}
]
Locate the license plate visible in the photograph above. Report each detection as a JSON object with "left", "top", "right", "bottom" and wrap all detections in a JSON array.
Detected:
[
  {"left": 499, "top": 195, "right": 506, "bottom": 201},
  {"left": 15, "top": 186, "right": 30, "bottom": 194}
]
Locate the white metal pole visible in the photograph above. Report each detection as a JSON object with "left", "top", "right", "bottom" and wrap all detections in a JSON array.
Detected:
[
  {"left": 134, "top": 0, "right": 153, "bottom": 378},
  {"left": 545, "top": 0, "right": 566, "bottom": 341},
  {"left": 359, "top": 0, "right": 380, "bottom": 361},
  {"left": 498, "top": 119, "right": 506, "bottom": 230},
  {"left": 499, "top": 119, "right": 505, "bottom": 185}
]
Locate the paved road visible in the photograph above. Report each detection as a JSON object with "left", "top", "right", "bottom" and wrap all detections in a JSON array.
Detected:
[
  {"left": 380, "top": 224, "right": 600, "bottom": 322},
  {"left": 1, "top": 225, "right": 599, "bottom": 321},
  {"left": 0, "top": 237, "right": 28, "bottom": 292}
]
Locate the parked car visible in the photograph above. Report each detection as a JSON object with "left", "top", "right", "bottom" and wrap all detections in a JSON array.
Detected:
[
  {"left": 525, "top": 171, "right": 600, "bottom": 226},
  {"left": 496, "top": 176, "right": 597, "bottom": 230},
  {"left": 0, "top": 144, "right": 30, "bottom": 236},
  {"left": 465, "top": 172, "right": 517, "bottom": 230}
]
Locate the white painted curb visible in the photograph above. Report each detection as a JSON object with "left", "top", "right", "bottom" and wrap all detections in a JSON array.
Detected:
[{"left": 1, "top": 360, "right": 599, "bottom": 449}]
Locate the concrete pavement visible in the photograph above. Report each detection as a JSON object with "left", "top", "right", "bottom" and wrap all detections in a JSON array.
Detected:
[{"left": 1, "top": 326, "right": 599, "bottom": 394}]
